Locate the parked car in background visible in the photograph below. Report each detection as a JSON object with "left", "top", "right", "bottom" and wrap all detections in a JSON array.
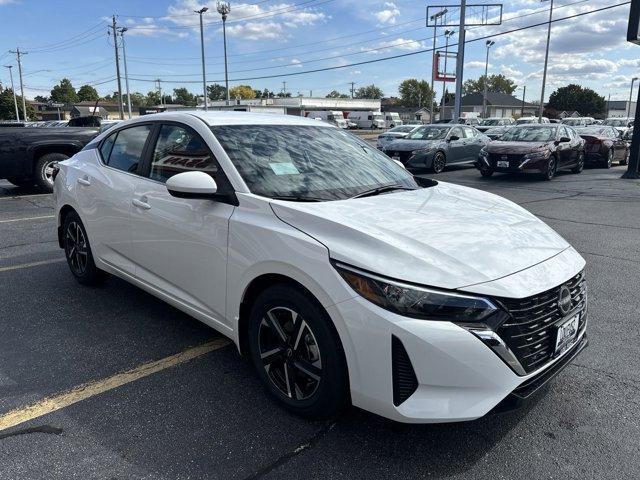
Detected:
[
  {"left": 484, "top": 125, "right": 513, "bottom": 141},
  {"left": 603, "top": 117, "right": 633, "bottom": 135},
  {"left": 0, "top": 125, "right": 98, "bottom": 190},
  {"left": 99, "top": 120, "right": 123, "bottom": 134},
  {"left": 516, "top": 116, "right": 550, "bottom": 125},
  {"left": 623, "top": 128, "right": 633, "bottom": 146},
  {"left": 477, "top": 117, "right": 514, "bottom": 133},
  {"left": 309, "top": 111, "right": 348, "bottom": 129},
  {"left": 54, "top": 111, "right": 588, "bottom": 423},
  {"left": 376, "top": 125, "right": 419, "bottom": 150},
  {"left": 562, "top": 117, "right": 594, "bottom": 128},
  {"left": 457, "top": 115, "right": 481, "bottom": 126},
  {"left": 549, "top": 119, "right": 561, "bottom": 124},
  {"left": 576, "top": 125, "right": 628, "bottom": 167},
  {"left": 477, "top": 124, "right": 585, "bottom": 180},
  {"left": 384, "top": 124, "right": 489, "bottom": 173},
  {"left": 347, "top": 111, "right": 385, "bottom": 129},
  {"left": 45, "top": 120, "right": 69, "bottom": 128},
  {"left": 382, "top": 112, "right": 403, "bottom": 128}
]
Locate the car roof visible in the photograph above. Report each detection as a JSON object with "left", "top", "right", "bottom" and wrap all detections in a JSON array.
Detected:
[{"left": 133, "top": 110, "right": 336, "bottom": 127}]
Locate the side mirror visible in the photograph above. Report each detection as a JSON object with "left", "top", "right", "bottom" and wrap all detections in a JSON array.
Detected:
[
  {"left": 448, "top": 135, "right": 460, "bottom": 142},
  {"left": 558, "top": 136, "right": 571, "bottom": 143},
  {"left": 166, "top": 171, "right": 218, "bottom": 199}
]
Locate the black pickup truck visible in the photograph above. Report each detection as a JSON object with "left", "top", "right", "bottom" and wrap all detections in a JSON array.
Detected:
[{"left": 0, "top": 127, "right": 99, "bottom": 191}]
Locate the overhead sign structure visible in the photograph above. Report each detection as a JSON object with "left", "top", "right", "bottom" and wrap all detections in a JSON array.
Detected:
[
  {"left": 434, "top": 51, "right": 457, "bottom": 82},
  {"left": 627, "top": 0, "right": 640, "bottom": 44},
  {"left": 426, "top": 4, "right": 503, "bottom": 27}
]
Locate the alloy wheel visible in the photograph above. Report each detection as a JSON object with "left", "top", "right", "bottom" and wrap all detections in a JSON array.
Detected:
[
  {"left": 258, "top": 307, "right": 322, "bottom": 401},
  {"left": 43, "top": 161, "right": 58, "bottom": 186},
  {"left": 65, "top": 221, "right": 89, "bottom": 275},
  {"left": 433, "top": 153, "right": 446, "bottom": 173},
  {"left": 607, "top": 149, "right": 613, "bottom": 168},
  {"left": 546, "top": 157, "right": 556, "bottom": 179}
]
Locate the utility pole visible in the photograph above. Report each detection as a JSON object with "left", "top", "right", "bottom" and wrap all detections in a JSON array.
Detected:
[
  {"left": 4, "top": 65, "right": 20, "bottom": 121},
  {"left": 282, "top": 81, "right": 287, "bottom": 96},
  {"left": 118, "top": 27, "right": 132, "bottom": 119},
  {"left": 627, "top": 78, "right": 637, "bottom": 120},
  {"left": 441, "top": 30, "right": 454, "bottom": 114},
  {"left": 349, "top": 81, "right": 355, "bottom": 98},
  {"left": 156, "top": 79, "right": 163, "bottom": 107},
  {"left": 110, "top": 16, "right": 124, "bottom": 120},
  {"left": 539, "top": 0, "right": 554, "bottom": 123},
  {"left": 482, "top": 40, "right": 495, "bottom": 119},
  {"left": 429, "top": 9, "right": 447, "bottom": 122},
  {"left": 9, "top": 49, "right": 28, "bottom": 121},
  {"left": 521, "top": 85, "right": 526, "bottom": 116},
  {"left": 195, "top": 6, "right": 209, "bottom": 110},
  {"left": 453, "top": 1, "right": 467, "bottom": 121},
  {"left": 217, "top": 1, "right": 231, "bottom": 105}
]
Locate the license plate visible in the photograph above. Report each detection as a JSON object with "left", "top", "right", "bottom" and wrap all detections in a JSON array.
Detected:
[
  {"left": 497, "top": 160, "right": 509, "bottom": 168},
  {"left": 555, "top": 314, "right": 580, "bottom": 354}
]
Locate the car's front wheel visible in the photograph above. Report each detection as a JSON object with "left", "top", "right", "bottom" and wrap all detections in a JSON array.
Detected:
[
  {"left": 604, "top": 149, "right": 613, "bottom": 169},
  {"left": 62, "top": 211, "right": 105, "bottom": 286},
  {"left": 571, "top": 152, "right": 585, "bottom": 174},
  {"left": 431, "top": 151, "right": 446, "bottom": 174},
  {"left": 480, "top": 168, "right": 494, "bottom": 178},
  {"left": 542, "top": 155, "right": 557, "bottom": 180},
  {"left": 248, "top": 284, "right": 349, "bottom": 419}
]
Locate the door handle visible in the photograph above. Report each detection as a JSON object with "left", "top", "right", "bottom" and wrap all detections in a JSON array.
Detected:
[
  {"left": 77, "top": 176, "right": 91, "bottom": 186},
  {"left": 132, "top": 197, "right": 151, "bottom": 210}
]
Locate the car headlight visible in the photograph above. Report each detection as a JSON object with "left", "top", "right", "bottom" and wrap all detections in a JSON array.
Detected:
[
  {"left": 333, "top": 262, "right": 497, "bottom": 322},
  {"left": 523, "top": 150, "right": 550, "bottom": 160},
  {"left": 411, "top": 147, "right": 434, "bottom": 156}
]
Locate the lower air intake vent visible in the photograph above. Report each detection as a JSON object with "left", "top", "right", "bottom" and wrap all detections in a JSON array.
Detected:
[{"left": 391, "top": 335, "right": 418, "bottom": 406}]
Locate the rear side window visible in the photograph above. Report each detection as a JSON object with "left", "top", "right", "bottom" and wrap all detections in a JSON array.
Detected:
[
  {"left": 99, "top": 134, "right": 116, "bottom": 161},
  {"left": 104, "top": 125, "right": 153, "bottom": 174}
]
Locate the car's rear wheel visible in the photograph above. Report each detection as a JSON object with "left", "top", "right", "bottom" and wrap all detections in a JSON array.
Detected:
[
  {"left": 480, "top": 168, "right": 494, "bottom": 178},
  {"left": 62, "top": 211, "right": 105, "bottom": 286},
  {"left": 248, "top": 285, "right": 349, "bottom": 419},
  {"left": 542, "top": 156, "right": 557, "bottom": 181},
  {"left": 431, "top": 151, "right": 446, "bottom": 174},
  {"left": 571, "top": 152, "right": 585, "bottom": 174},
  {"left": 604, "top": 149, "right": 613, "bottom": 169},
  {"left": 35, "top": 152, "right": 69, "bottom": 191}
]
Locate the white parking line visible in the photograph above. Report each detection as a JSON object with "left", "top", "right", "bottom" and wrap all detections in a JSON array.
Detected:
[
  {"left": 0, "top": 215, "right": 54, "bottom": 224},
  {"left": 0, "top": 258, "right": 65, "bottom": 273},
  {"left": 0, "top": 338, "right": 231, "bottom": 432}
]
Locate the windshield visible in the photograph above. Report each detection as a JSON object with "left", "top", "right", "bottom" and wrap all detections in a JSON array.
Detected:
[
  {"left": 603, "top": 119, "right": 626, "bottom": 127},
  {"left": 579, "top": 127, "right": 608, "bottom": 136},
  {"left": 485, "top": 127, "right": 507, "bottom": 135},
  {"left": 406, "top": 126, "right": 450, "bottom": 140},
  {"left": 211, "top": 125, "right": 418, "bottom": 201},
  {"left": 500, "top": 126, "right": 557, "bottom": 142},
  {"left": 482, "top": 119, "right": 501, "bottom": 126},
  {"left": 389, "top": 125, "right": 415, "bottom": 133},
  {"left": 373, "top": 115, "right": 383, "bottom": 121},
  {"left": 562, "top": 119, "right": 584, "bottom": 126},
  {"left": 516, "top": 118, "right": 537, "bottom": 125}
]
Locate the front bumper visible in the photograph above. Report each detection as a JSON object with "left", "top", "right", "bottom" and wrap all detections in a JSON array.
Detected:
[{"left": 477, "top": 155, "right": 548, "bottom": 174}]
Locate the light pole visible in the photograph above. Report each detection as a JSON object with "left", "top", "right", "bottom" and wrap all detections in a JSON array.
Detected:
[
  {"left": 482, "top": 40, "right": 495, "bottom": 119},
  {"left": 4, "top": 65, "right": 20, "bottom": 121},
  {"left": 441, "top": 30, "right": 455, "bottom": 114},
  {"left": 453, "top": 1, "right": 467, "bottom": 121},
  {"left": 429, "top": 8, "right": 447, "bottom": 122},
  {"left": 520, "top": 85, "right": 527, "bottom": 116},
  {"left": 195, "top": 6, "right": 209, "bottom": 110},
  {"left": 217, "top": 1, "right": 231, "bottom": 105},
  {"left": 118, "top": 27, "right": 132, "bottom": 119},
  {"left": 627, "top": 77, "right": 638, "bottom": 120},
  {"left": 539, "top": 0, "right": 554, "bottom": 123}
]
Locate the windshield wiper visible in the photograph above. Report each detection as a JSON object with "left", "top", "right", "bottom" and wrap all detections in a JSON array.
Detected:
[
  {"left": 350, "top": 184, "right": 416, "bottom": 199},
  {"left": 270, "top": 195, "right": 326, "bottom": 202}
]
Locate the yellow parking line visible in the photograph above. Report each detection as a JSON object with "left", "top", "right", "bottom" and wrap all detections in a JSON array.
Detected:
[
  {"left": 0, "top": 215, "right": 54, "bottom": 224},
  {"left": 0, "top": 338, "right": 231, "bottom": 432},
  {"left": 0, "top": 258, "right": 65, "bottom": 273}
]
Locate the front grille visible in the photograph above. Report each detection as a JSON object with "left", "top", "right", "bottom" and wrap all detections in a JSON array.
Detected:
[
  {"left": 495, "top": 271, "right": 587, "bottom": 374},
  {"left": 391, "top": 335, "right": 418, "bottom": 406},
  {"left": 385, "top": 151, "right": 412, "bottom": 164},
  {"left": 489, "top": 153, "right": 525, "bottom": 168}
]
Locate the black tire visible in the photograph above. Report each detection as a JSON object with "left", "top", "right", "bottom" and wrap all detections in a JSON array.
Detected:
[
  {"left": 431, "top": 151, "right": 446, "bottom": 174},
  {"left": 248, "top": 284, "right": 349, "bottom": 419},
  {"left": 62, "top": 210, "right": 105, "bottom": 286},
  {"left": 480, "top": 168, "right": 494, "bottom": 178},
  {"left": 603, "top": 149, "right": 613, "bottom": 169},
  {"left": 34, "top": 152, "right": 68, "bottom": 191},
  {"left": 542, "top": 155, "right": 557, "bottom": 181},
  {"left": 571, "top": 152, "right": 585, "bottom": 174},
  {"left": 7, "top": 177, "right": 35, "bottom": 188}
]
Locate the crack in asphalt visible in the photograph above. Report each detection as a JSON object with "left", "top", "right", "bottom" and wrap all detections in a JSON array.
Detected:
[
  {"left": 579, "top": 250, "right": 640, "bottom": 264},
  {"left": 534, "top": 214, "right": 640, "bottom": 231},
  {"left": 0, "top": 240, "right": 58, "bottom": 251},
  {"left": 241, "top": 421, "right": 336, "bottom": 480},
  {"left": 518, "top": 193, "right": 584, "bottom": 205},
  {"left": 0, "top": 424, "right": 63, "bottom": 440}
]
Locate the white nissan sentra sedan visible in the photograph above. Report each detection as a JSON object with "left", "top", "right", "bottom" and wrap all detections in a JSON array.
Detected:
[{"left": 53, "top": 111, "right": 588, "bottom": 423}]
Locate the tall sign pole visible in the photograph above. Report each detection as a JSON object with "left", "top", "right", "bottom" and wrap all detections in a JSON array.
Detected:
[
  {"left": 623, "top": 0, "right": 640, "bottom": 179},
  {"left": 453, "top": 0, "right": 466, "bottom": 121}
]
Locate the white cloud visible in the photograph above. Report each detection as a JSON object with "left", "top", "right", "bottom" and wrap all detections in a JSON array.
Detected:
[
  {"left": 225, "top": 21, "right": 284, "bottom": 40},
  {"left": 290, "top": 58, "right": 303, "bottom": 68},
  {"left": 374, "top": 2, "right": 400, "bottom": 25},
  {"left": 466, "top": 61, "right": 490, "bottom": 70},
  {"left": 363, "top": 37, "right": 425, "bottom": 54}
]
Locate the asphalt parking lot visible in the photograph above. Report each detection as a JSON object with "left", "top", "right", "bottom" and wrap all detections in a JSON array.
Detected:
[{"left": 0, "top": 165, "right": 638, "bottom": 480}]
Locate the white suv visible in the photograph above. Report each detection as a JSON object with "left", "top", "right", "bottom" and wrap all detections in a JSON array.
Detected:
[{"left": 54, "top": 111, "right": 588, "bottom": 423}]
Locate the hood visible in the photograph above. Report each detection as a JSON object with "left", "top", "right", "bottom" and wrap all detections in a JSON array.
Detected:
[
  {"left": 385, "top": 139, "right": 441, "bottom": 152},
  {"left": 485, "top": 141, "right": 549, "bottom": 154},
  {"left": 271, "top": 182, "right": 569, "bottom": 290}
]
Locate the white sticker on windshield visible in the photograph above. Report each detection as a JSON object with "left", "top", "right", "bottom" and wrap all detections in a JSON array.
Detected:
[{"left": 269, "top": 162, "right": 300, "bottom": 175}]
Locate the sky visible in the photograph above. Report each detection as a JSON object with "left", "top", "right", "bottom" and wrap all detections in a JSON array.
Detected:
[{"left": 0, "top": 0, "right": 637, "bottom": 104}]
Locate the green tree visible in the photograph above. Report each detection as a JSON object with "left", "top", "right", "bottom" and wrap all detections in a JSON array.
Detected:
[
  {"left": 325, "top": 90, "right": 350, "bottom": 99},
  {"left": 547, "top": 84, "right": 606, "bottom": 117},
  {"left": 0, "top": 89, "right": 36, "bottom": 120},
  {"left": 143, "top": 91, "right": 160, "bottom": 106},
  {"left": 129, "top": 92, "right": 145, "bottom": 107},
  {"left": 354, "top": 84, "right": 383, "bottom": 99},
  {"left": 207, "top": 83, "right": 227, "bottom": 101},
  {"left": 463, "top": 74, "right": 517, "bottom": 95},
  {"left": 77, "top": 84, "right": 99, "bottom": 102},
  {"left": 34, "top": 95, "right": 50, "bottom": 103},
  {"left": 172, "top": 87, "right": 197, "bottom": 106},
  {"left": 398, "top": 78, "right": 435, "bottom": 108},
  {"left": 261, "top": 88, "right": 274, "bottom": 98},
  {"left": 50, "top": 78, "right": 78, "bottom": 104},
  {"left": 229, "top": 85, "right": 256, "bottom": 100}
]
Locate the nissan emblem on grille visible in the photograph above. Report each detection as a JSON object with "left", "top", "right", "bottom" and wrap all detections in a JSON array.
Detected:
[{"left": 558, "top": 285, "right": 572, "bottom": 315}]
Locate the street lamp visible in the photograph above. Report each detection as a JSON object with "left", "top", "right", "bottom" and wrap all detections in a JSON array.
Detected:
[
  {"left": 627, "top": 77, "right": 638, "bottom": 120},
  {"left": 539, "top": 0, "right": 554, "bottom": 123},
  {"left": 441, "top": 29, "right": 455, "bottom": 114},
  {"left": 3, "top": 65, "right": 20, "bottom": 122},
  {"left": 517, "top": 85, "right": 527, "bottom": 116},
  {"left": 194, "top": 6, "right": 209, "bottom": 111},
  {"left": 482, "top": 40, "right": 495, "bottom": 119},
  {"left": 217, "top": 1, "right": 231, "bottom": 105},
  {"left": 429, "top": 8, "right": 447, "bottom": 121},
  {"left": 118, "top": 27, "right": 132, "bottom": 119}
]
